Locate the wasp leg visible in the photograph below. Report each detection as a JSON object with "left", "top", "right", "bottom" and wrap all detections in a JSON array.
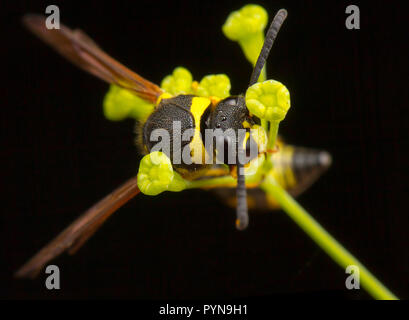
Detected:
[{"left": 202, "top": 165, "right": 230, "bottom": 178}]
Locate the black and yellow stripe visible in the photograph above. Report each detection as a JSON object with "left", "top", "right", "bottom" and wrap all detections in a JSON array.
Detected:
[{"left": 211, "top": 140, "right": 332, "bottom": 210}]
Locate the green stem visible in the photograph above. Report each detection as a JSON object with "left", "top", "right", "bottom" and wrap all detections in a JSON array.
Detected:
[
  {"left": 185, "top": 162, "right": 398, "bottom": 299},
  {"left": 261, "top": 119, "right": 268, "bottom": 133},
  {"left": 258, "top": 65, "right": 267, "bottom": 83},
  {"left": 267, "top": 121, "right": 279, "bottom": 151},
  {"left": 239, "top": 33, "right": 265, "bottom": 70},
  {"left": 261, "top": 174, "right": 398, "bottom": 300},
  {"left": 186, "top": 176, "right": 236, "bottom": 189}
]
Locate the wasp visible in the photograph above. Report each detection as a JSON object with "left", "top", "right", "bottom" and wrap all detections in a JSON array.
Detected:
[{"left": 16, "top": 6, "right": 330, "bottom": 278}]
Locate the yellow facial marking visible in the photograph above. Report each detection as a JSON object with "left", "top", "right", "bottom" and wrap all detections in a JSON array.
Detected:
[
  {"left": 242, "top": 131, "right": 250, "bottom": 150},
  {"left": 242, "top": 120, "right": 251, "bottom": 129},
  {"left": 189, "top": 97, "right": 211, "bottom": 164}
]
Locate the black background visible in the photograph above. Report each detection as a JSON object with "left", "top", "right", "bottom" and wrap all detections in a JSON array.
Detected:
[{"left": 1, "top": 0, "right": 408, "bottom": 300}]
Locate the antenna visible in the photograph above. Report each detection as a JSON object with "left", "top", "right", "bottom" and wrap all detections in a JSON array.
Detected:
[
  {"left": 235, "top": 9, "right": 288, "bottom": 230},
  {"left": 236, "top": 159, "right": 249, "bottom": 230},
  {"left": 249, "top": 9, "right": 288, "bottom": 87}
]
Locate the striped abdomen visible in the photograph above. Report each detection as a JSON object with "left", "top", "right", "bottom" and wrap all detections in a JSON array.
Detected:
[{"left": 212, "top": 140, "right": 332, "bottom": 210}]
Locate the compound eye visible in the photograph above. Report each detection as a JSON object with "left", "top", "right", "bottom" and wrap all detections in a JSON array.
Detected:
[{"left": 215, "top": 113, "right": 227, "bottom": 128}]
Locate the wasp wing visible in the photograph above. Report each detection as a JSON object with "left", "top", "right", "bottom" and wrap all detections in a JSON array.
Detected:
[
  {"left": 15, "top": 176, "right": 140, "bottom": 279},
  {"left": 22, "top": 14, "right": 162, "bottom": 103}
]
